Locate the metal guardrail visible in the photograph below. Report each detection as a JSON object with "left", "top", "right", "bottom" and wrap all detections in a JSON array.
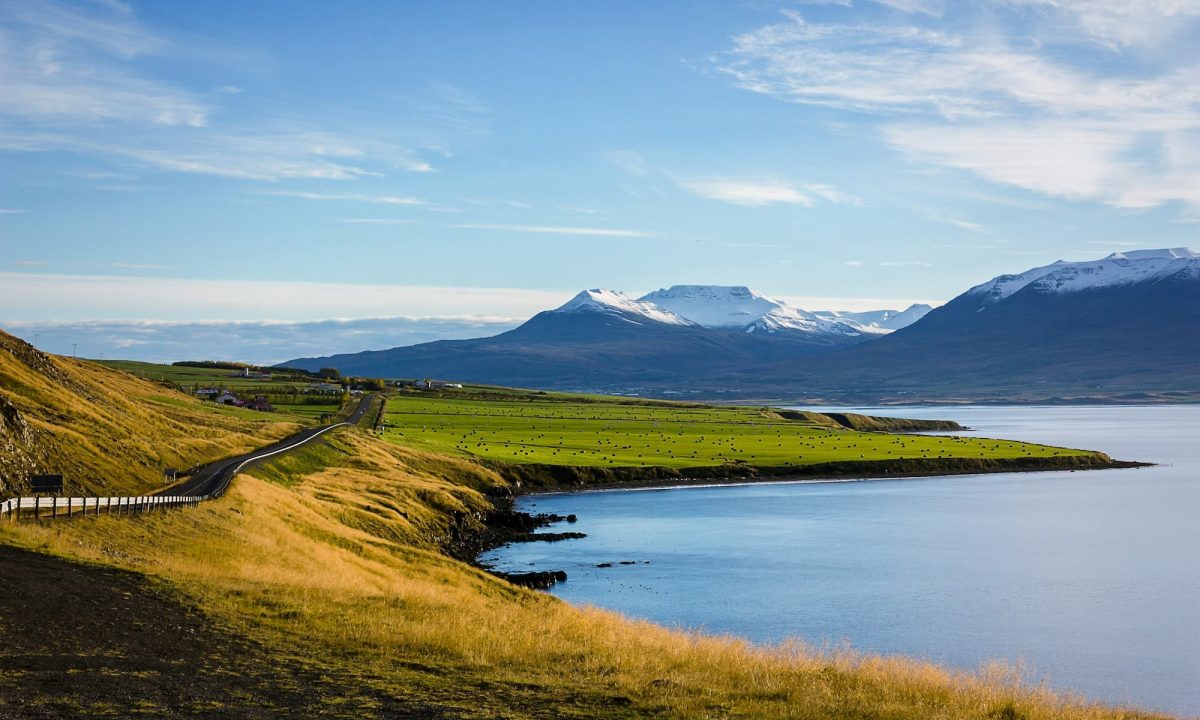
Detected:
[
  {"left": 0, "top": 494, "right": 201, "bottom": 521},
  {"left": 0, "top": 394, "right": 377, "bottom": 524}
]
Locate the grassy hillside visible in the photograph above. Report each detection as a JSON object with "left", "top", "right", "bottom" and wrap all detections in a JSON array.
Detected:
[
  {"left": 0, "top": 330, "right": 302, "bottom": 497},
  {"left": 0, "top": 429, "right": 1168, "bottom": 719},
  {"left": 381, "top": 392, "right": 1100, "bottom": 472}
]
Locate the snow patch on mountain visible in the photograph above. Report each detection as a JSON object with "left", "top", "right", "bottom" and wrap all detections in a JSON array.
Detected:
[
  {"left": 967, "top": 247, "right": 1200, "bottom": 306},
  {"left": 747, "top": 308, "right": 877, "bottom": 337},
  {"left": 815, "top": 304, "right": 933, "bottom": 331},
  {"left": 640, "top": 285, "right": 905, "bottom": 336},
  {"left": 638, "top": 285, "right": 789, "bottom": 328},
  {"left": 554, "top": 289, "right": 694, "bottom": 326}
]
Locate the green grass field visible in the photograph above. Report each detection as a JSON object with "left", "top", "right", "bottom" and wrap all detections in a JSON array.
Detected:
[
  {"left": 98, "top": 359, "right": 311, "bottom": 391},
  {"left": 382, "top": 392, "right": 1086, "bottom": 469},
  {"left": 100, "top": 360, "right": 342, "bottom": 420}
]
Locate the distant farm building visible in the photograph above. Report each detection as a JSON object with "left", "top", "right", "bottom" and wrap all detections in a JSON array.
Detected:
[
  {"left": 416, "top": 379, "right": 464, "bottom": 390},
  {"left": 307, "top": 382, "right": 342, "bottom": 394},
  {"left": 246, "top": 395, "right": 273, "bottom": 412}
]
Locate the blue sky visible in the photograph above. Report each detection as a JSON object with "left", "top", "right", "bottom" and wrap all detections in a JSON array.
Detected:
[{"left": 2, "top": 1, "right": 1198, "bottom": 361}]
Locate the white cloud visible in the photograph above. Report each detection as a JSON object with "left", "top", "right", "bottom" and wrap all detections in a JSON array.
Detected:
[
  {"left": 715, "top": 7, "right": 1200, "bottom": 214},
  {"left": 2, "top": 316, "right": 522, "bottom": 365},
  {"left": 260, "top": 190, "right": 428, "bottom": 206},
  {"left": 112, "top": 262, "right": 172, "bottom": 270},
  {"left": 680, "top": 178, "right": 814, "bottom": 207},
  {"left": 945, "top": 218, "right": 986, "bottom": 234},
  {"left": 451, "top": 224, "right": 654, "bottom": 238},
  {"left": 843, "top": 260, "right": 864, "bottom": 266},
  {"left": 0, "top": 272, "right": 574, "bottom": 323},
  {"left": 680, "top": 177, "right": 862, "bottom": 207},
  {"left": 0, "top": 1, "right": 453, "bottom": 182},
  {"left": 872, "top": 0, "right": 943, "bottom": 16},
  {"left": 338, "top": 218, "right": 414, "bottom": 225},
  {"left": 0, "top": 208, "right": 26, "bottom": 214},
  {"left": 1001, "top": 0, "right": 1200, "bottom": 49}
]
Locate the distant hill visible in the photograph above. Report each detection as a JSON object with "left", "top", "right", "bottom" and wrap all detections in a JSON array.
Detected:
[
  {"left": 0, "top": 329, "right": 298, "bottom": 497},
  {"left": 283, "top": 250, "right": 1200, "bottom": 401}
]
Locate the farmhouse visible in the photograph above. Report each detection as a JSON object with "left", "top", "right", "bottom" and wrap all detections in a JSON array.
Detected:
[
  {"left": 215, "top": 391, "right": 239, "bottom": 405},
  {"left": 195, "top": 387, "right": 220, "bottom": 397},
  {"left": 246, "top": 395, "right": 273, "bottom": 412}
]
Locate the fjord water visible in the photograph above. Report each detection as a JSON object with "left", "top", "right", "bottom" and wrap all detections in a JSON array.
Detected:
[{"left": 480, "top": 406, "right": 1200, "bottom": 715}]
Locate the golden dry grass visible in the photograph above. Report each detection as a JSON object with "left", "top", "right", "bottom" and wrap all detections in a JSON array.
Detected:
[
  {"left": 0, "top": 331, "right": 301, "bottom": 497},
  {"left": 1, "top": 429, "right": 1171, "bottom": 719}
]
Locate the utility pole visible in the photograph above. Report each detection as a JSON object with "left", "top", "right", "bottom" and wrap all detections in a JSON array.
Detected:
[
  {"left": 33, "top": 333, "right": 39, "bottom": 348},
  {"left": 72, "top": 343, "right": 77, "bottom": 358}
]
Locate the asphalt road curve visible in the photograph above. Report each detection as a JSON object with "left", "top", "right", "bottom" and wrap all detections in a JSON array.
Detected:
[{"left": 157, "top": 394, "right": 378, "bottom": 499}]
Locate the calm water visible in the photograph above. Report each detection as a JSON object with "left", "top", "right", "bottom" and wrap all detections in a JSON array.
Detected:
[{"left": 480, "top": 406, "right": 1200, "bottom": 716}]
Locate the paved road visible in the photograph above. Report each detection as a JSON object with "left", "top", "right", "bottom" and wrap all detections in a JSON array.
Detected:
[{"left": 157, "top": 394, "right": 378, "bottom": 499}]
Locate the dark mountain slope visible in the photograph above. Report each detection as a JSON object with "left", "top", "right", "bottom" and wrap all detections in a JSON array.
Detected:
[
  {"left": 764, "top": 268, "right": 1200, "bottom": 398},
  {"left": 286, "top": 309, "right": 840, "bottom": 388}
]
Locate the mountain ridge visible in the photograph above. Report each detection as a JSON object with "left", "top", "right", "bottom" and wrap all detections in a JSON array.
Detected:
[{"left": 283, "top": 249, "right": 1200, "bottom": 401}]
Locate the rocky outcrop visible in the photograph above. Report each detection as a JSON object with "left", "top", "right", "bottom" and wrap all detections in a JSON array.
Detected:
[{"left": 0, "top": 393, "right": 42, "bottom": 497}]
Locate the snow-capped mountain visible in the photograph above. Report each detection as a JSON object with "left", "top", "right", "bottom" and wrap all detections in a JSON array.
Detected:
[
  {"left": 637, "top": 285, "right": 887, "bottom": 337},
  {"left": 965, "top": 248, "right": 1200, "bottom": 308},
  {"left": 814, "top": 304, "right": 933, "bottom": 331},
  {"left": 787, "top": 247, "right": 1200, "bottom": 399},
  {"left": 638, "top": 285, "right": 792, "bottom": 328},
  {"left": 553, "top": 289, "right": 694, "bottom": 326},
  {"left": 283, "top": 248, "right": 1200, "bottom": 400}
]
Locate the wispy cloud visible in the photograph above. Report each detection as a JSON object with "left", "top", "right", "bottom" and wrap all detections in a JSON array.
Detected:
[
  {"left": 945, "top": 218, "right": 986, "bottom": 234},
  {"left": 681, "top": 178, "right": 815, "bottom": 207},
  {"left": 450, "top": 223, "right": 655, "bottom": 238},
  {"left": 0, "top": 1, "right": 458, "bottom": 183},
  {"left": 0, "top": 208, "right": 26, "bottom": 214},
  {"left": 112, "top": 262, "right": 172, "bottom": 270},
  {"left": 338, "top": 217, "right": 414, "bottom": 225},
  {"left": 679, "top": 177, "right": 861, "bottom": 207},
  {"left": 873, "top": 0, "right": 943, "bottom": 17},
  {"left": 560, "top": 205, "right": 607, "bottom": 216},
  {"left": 920, "top": 208, "right": 988, "bottom": 233},
  {"left": 1087, "top": 240, "right": 1145, "bottom": 248},
  {"left": 715, "top": 6, "right": 1200, "bottom": 215},
  {"left": 12, "top": 259, "right": 49, "bottom": 266},
  {"left": 260, "top": 190, "right": 428, "bottom": 206}
]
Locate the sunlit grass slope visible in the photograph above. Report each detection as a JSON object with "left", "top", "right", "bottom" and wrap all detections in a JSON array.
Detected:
[
  {"left": 0, "top": 330, "right": 302, "bottom": 497},
  {"left": 1, "top": 430, "right": 1167, "bottom": 719},
  {"left": 382, "top": 393, "right": 1096, "bottom": 470}
]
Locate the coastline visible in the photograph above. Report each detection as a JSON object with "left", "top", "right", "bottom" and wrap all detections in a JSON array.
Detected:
[
  {"left": 487, "top": 452, "right": 1145, "bottom": 495},
  {"left": 467, "top": 453, "right": 1149, "bottom": 572}
]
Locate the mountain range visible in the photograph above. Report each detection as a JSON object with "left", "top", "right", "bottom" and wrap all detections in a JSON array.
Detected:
[{"left": 285, "top": 248, "right": 1200, "bottom": 402}]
